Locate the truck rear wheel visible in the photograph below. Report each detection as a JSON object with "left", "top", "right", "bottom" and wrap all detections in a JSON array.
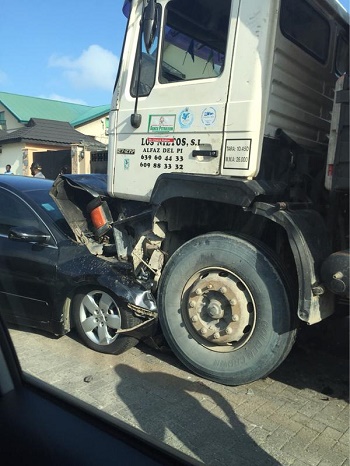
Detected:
[{"left": 157, "top": 233, "right": 296, "bottom": 385}]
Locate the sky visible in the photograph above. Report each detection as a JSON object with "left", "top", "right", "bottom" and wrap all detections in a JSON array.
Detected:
[
  {"left": 1, "top": 0, "right": 349, "bottom": 108},
  {"left": 1, "top": 1, "right": 127, "bottom": 107}
]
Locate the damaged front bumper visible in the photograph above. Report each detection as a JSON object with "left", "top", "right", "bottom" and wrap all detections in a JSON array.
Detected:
[
  {"left": 114, "top": 283, "right": 159, "bottom": 340},
  {"left": 82, "top": 253, "right": 159, "bottom": 341}
]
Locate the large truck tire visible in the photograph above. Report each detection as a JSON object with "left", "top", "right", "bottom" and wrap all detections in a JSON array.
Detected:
[{"left": 157, "top": 233, "right": 297, "bottom": 385}]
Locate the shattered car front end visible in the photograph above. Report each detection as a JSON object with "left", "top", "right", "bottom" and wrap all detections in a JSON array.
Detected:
[{"left": 51, "top": 174, "right": 159, "bottom": 343}]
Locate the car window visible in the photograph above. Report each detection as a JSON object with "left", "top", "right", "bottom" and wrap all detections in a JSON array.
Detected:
[
  {"left": 24, "top": 188, "right": 75, "bottom": 240},
  {"left": 0, "top": 189, "right": 42, "bottom": 236}
]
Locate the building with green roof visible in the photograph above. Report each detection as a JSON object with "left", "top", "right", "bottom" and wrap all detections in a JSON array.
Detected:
[
  {"left": 0, "top": 92, "right": 110, "bottom": 177},
  {"left": 0, "top": 92, "right": 110, "bottom": 138}
]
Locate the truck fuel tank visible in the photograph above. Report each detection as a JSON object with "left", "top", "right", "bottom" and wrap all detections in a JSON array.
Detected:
[{"left": 321, "top": 250, "right": 349, "bottom": 297}]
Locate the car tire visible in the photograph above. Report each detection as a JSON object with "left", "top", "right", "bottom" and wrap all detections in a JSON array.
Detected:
[
  {"left": 72, "top": 288, "right": 139, "bottom": 354},
  {"left": 157, "top": 233, "right": 297, "bottom": 385}
]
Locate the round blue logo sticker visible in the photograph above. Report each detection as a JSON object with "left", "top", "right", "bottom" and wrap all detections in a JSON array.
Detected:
[
  {"left": 201, "top": 107, "right": 216, "bottom": 126},
  {"left": 179, "top": 108, "right": 194, "bottom": 129}
]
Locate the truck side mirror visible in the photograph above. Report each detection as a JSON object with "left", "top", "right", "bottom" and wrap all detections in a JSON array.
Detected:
[{"left": 143, "top": 0, "right": 157, "bottom": 53}]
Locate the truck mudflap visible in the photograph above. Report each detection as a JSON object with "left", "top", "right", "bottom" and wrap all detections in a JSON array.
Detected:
[{"left": 251, "top": 202, "right": 334, "bottom": 325}]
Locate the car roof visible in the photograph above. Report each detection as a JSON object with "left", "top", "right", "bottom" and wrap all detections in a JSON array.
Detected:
[{"left": 0, "top": 175, "right": 54, "bottom": 193}]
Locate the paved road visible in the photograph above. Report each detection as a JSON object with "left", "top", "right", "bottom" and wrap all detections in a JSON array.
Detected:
[{"left": 9, "top": 318, "right": 349, "bottom": 466}]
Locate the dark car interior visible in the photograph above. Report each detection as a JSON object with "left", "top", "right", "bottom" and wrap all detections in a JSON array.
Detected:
[{"left": 0, "top": 313, "right": 199, "bottom": 466}]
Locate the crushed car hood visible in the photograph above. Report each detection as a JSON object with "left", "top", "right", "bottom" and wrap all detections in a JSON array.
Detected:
[
  {"left": 51, "top": 174, "right": 151, "bottom": 252},
  {"left": 51, "top": 174, "right": 109, "bottom": 252}
]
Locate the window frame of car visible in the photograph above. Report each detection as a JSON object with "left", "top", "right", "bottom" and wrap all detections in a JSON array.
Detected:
[
  {"left": 0, "top": 186, "right": 58, "bottom": 248},
  {"left": 0, "top": 311, "right": 199, "bottom": 465}
]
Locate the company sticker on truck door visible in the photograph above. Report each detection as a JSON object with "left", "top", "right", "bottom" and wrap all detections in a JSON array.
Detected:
[
  {"left": 224, "top": 139, "right": 251, "bottom": 170},
  {"left": 148, "top": 115, "right": 176, "bottom": 133}
]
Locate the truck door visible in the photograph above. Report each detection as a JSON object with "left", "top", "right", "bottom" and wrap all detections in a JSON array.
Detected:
[{"left": 109, "top": 0, "right": 239, "bottom": 202}]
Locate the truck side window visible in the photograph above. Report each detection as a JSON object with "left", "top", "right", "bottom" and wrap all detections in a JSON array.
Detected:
[
  {"left": 280, "top": 0, "right": 330, "bottom": 64},
  {"left": 335, "top": 34, "right": 349, "bottom": 76},
  {"left": 159, "top": 0, "right": 230, "bottom": 83},
  {"left": 130, "top": 5, "right": 161, "bottom": 97}
]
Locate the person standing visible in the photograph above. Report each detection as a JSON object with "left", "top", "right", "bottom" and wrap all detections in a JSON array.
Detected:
[
  {"left": 4, "top": 164, "right": 13, "bottom": 175},
  {"left": 30, "top": 162, "right": 45, "bottom": 178}
]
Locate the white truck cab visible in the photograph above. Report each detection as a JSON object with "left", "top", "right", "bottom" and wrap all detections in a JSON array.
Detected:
[{"left": 108, "top": 0, "right": 348, "bottom": 201}]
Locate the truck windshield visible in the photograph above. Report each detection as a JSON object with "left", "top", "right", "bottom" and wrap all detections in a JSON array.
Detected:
[
  {"left": 131, "top": 0, "right": 230, "bottom": 96},
  {"left": 160, "top": 0, "right": 230, "bottom": 83}
]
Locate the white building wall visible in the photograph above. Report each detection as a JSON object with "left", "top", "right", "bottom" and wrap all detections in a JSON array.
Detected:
[
  {"left": 0, "top": 143, "right": 23, "bottom": 175},
  {"left": 76, "top": 116, "right": 109, "bottom": 146},
  {"left": 0, "top": 104, "right": 24, "bottom": 131}
]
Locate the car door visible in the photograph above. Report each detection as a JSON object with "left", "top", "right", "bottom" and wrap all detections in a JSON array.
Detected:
[{"left": 0, "top": 187, "right": 59, "bottom": 328}]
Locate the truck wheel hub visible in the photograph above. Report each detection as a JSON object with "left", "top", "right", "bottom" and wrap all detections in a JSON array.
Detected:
[{"left": 183, "top": 267, "right": 256, "bottom": 348}]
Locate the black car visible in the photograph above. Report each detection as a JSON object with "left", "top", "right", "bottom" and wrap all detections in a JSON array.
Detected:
[{"left": 0, "top": 175, "right": 157, "bottom": 354}]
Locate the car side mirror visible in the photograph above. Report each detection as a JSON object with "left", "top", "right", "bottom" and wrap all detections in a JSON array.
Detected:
[{"left": 8, "top": 226, "right": 51, "bottom": 244}]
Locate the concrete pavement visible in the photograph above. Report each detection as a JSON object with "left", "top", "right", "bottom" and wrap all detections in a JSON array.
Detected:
[{"left": 9, "top": 318, "right": 349, "bottom": 466}]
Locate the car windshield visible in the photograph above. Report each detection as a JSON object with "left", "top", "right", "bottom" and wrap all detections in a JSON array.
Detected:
[{"left": 24, "top": 188, "right": 75, "bottom": 239}]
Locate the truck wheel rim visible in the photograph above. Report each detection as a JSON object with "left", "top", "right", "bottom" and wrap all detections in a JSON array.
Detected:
[{"left": 182, "top": 267, "right": 256, "bottom": 352}]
